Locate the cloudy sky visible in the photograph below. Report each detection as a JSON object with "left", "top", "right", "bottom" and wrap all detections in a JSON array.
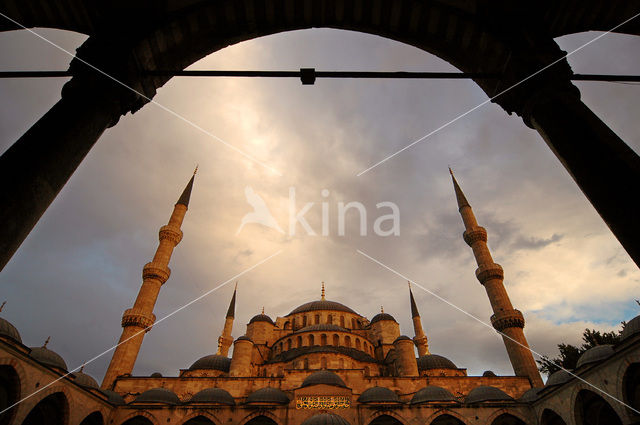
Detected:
[{"left": 0, "top": 26, "right": 639, "bottom": 384}]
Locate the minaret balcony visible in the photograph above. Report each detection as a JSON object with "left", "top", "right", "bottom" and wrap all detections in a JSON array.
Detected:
[
  {"left": 475, "top": 263, "right": 504, "bottom": 285},
  {"left": 490, "top": 309, "right": 525, "bottom": 332},
  {"left": 159, "top": 225, "right": 183, "bottom": 244},
  {"left": 463, "top": 226, "right": 488, "bottom": 246},
  {"left": 142, "top": 262, "right": 171, "bottom": 283},
  {"left": 122, "top": 308, "right": 156, "bottom": 331}
]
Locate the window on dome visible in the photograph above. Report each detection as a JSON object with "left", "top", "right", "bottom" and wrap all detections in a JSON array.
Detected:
[
  {"left": 333, "top": 334, "right": 339, "bottom": 346},
  {"left": 340, "top": 316, "right": 345, "bottom": 327},
  {"left": 315, "top": 314, "right": 320, "bottom": 324},
  {"left": 321, "top": 334, "right": 328, "bottom": 345},
  {"left": 345, "top": 336, "right": 351, "bottom": 348}
]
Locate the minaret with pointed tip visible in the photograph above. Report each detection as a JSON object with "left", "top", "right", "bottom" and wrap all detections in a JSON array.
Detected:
[
  {"left": 102, "top": 169, "right": 196, "bottom": 389},
  {"left": 449, "top": 168, "right": 543, "bottom": 387},
  {"left": 409, "top": 282, "right": 430, "bottom": 356},
  {"left": 217, "top": 283, "right": 237, "bottom": 357}
]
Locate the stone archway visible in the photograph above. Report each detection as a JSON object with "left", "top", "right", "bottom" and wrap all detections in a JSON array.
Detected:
[
  {"left": 182, "top": 416, "right": 215, "bottom": 425},
  {"left": 21, "top": 391, "right": 68, "bottom": 425},
  {"left": 79, "top": 412, "right": 105, "bottom": 425},
  {"left": 429, "top": 414, "right": 466, "bottom": 425},
  {"left": 490, "top": 413, "right": 526, "bottom": 425},
  {"left": 0, "top": 365, "right": 20, "bottom": 425},
  {"left": 623, "top": 362, "right": 640, "bottom": 417},
  {"left": 0, "top": 1, "right": 639, "bottom": 272},
  {"left": 574, "top": 389, "right": 623, "bottom": 425},
  {"left": 540, "top": 409, "right": 566, "bottom": 425},
  {"left": 369, "top": 414, "right": 404, "bottom": 425},
  {"left": 244, "top": 415, "right": 279, "bottom": 425},
  {"left": 120, "top": 416, "right": 155, "bottom": 425}
]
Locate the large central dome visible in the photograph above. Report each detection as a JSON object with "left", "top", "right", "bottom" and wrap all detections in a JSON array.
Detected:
[{"left": 288, "top": 300, "right": 358, "bottom": 316}]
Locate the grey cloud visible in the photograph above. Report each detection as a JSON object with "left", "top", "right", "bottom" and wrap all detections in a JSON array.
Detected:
[{"left": 511, "top": 233, "right": 564, "bottom": 251}]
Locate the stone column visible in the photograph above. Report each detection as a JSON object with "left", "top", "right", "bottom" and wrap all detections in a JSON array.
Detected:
[{"left": 523, "top": 88, "right": 640, "bottom": 268}]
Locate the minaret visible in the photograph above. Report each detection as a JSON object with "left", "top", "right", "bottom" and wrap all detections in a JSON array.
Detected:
[
  {"left": 217, "top": 283, "right": 237, "bottom": 357},
  {"left": 101, "top": 170, "right": 196, "bottom": 389},
  {"left": 449, "top": 169, "right": 543, "bottom": 387},
  {"left": 409, "top": 282, "right": 430, "bottom": 356}
]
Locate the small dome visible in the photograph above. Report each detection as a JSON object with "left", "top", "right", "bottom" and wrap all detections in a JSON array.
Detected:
[
  {"left": 622, "top": 315, "right": 640, "bottom": 341},
  {"left": 302, "top": 371, "right": 347, "bottom": 388},
  {"left": 74, "top": 371, "right": 99, "bottom": 388},
  {"left": 370, "top": 313, "right": 396, "bottom": 324},
  {"left": 249, "top": 314, "right": 274, "bottom": 325},
  {"left": 546, "top": 370, "right": 573, "bottom": 387},
  {"left": 30, "top": 346, "right": 68, "bottom": 371},
  {"left": 417, "top": 354, "right": 457, "bottom": 370},
  {"left": 236, "top": 336, "right": 253, "bottom": 342},
  {"left": 150, "top": 372, "right": 163, "bottom": 378},
  {"left": 577, "top": 345, "right": 615, "bottom": 368},
  {"left": 289, "top": 300, "right": 357, "bottom": 315},
  {"left": 297, "top": 324, "right": 348, "bottom": 333},
  {"left": 465, "top": 386, "right": 513, "bottom": 403},
  {"left": 519, "top": 388, "right": 541, "bottom": 402},
  {"left": 358, "top": 387, "right": 400, "bottom": 404},
  {"left": 301, "top": 413, "right": 350, "bottom": 425},
  {"left": 190, "top": 388, "right": 235, "bottom": 405},
  {"left": 411, "top": 386, "right": 456, "bottom": 404},
  {"left": 482, "top": 370, "right": 497, "bottom": 377},
  {"left": 101, "top": 389, "right": 125, "bottom": 405},
  {"left": 189, "top": 354, "right": 231, "bottom": 372},
  {"left": 246, "top": 387, "right": 290, "bottom": 404},
  {"left": 0, "top": 318, "right": 22, "bottom": 343},
  {"left": 133, "top": 388, "right": 180, "bottom": 404},
  {"left": 394, "top": 335, "right": 412, "bottom": 343}
]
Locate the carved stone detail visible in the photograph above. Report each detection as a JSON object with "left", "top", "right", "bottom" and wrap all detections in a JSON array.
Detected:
[
  {"left": 142, "top": 262, "right": 171, "bottom": 283},
  {"left": 159, "top": 225, "right": 183, "bottom": 245},
  {"left": 122, "top": 308, "right": 156, "bottom": 331},
  {"left": 491, "top": 309, "right": 525, "bottom": 332},
  {"left": 475, "top": 263, "right": 504, "bottom": 284},
  {"left": 463, "top": 226, "right": 487, "bottom": 246}
]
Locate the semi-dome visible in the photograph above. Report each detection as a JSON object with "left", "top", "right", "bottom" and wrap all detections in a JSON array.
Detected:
[
  {"left": 546, "top": 370, "right": 573, "bottom": 387},
  {"left": 394, "top": 335, "right": 412, "bottom": 343},
  {"left": 0, "top": 318, "right": 21, "bottom": 343},
  {"left": 74, "top": 371, "right": 99, "bottom": 388},
  {"left": 370, "top": 312, "right": 396, "bottom": 324},
  {"left": 296, "top": 324, "right": 348, "bottom": 333},
  {"left": 249, "top": 314, "right": 275, "bottom": 325},
  {"left": 302, "top": 371, "right": 347, "bottom": 388},
  {"left": 133, "top": 388, "right": 180, "bottom": 404},
  {"left": 30, "top": 346, "right": 68, "bottom": 371},
  {"left": 301, "top": 413, "right": 350, "bottom": 425},
  {"left": 519, "top": 388, "right": 541, "bottom": 402},
  {"left": 246, "top": 387, "right": 290, "bottom": 404},
  {"left": 417, "top": 354, "right": 457, "bottom": 370},
  {"left": 358, "top": 386, "right": 401, "bottom": 404},
  {"left": 101, "top": 389, "right": 125, "bottom": 405},
  {"left": 411, "top": 386, "right": 456, "bottom": 404},
  {"left": 465, "top": 386, "right": 513, "bottom": 403},
  {"left": 189, "top": 354, "right": 231, "bottom": 372},
  {"left": 621, "top": 315, "right": 640, "bottom": 340},
  {"left": 190, "top": 388, "right": 235, "bottom": 405},
  {"left": 289, "top": 300, "right": 357, "bottom": 316},
  {"left": 576, "top": 345, "right": 614, "bottom": 368}
]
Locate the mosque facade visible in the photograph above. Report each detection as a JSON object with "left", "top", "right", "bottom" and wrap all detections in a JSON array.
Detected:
[{"left": 0, "top": 173, "right": 637, "bottom": 425}]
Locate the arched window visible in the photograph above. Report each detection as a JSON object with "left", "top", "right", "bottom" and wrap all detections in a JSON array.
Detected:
[
  {"left": 284, "top": 321, "right": 291, "bottom": 330},
  {"left": 245, "top": 415, "right": 278, "bottom": 425},
  {"left": 121, "top": 417, "right": 155, "bottom": 425},
  {"left": 304, "top": 358, "right": 309, "bottom": 369},
  {"left": 623, "top": 363, "right": 640, "bottom": 416},
  {"left": 490, "top": 413, "right": 527, "bottom": 425},
  {"left": 291, "top": 317, "right": 296, "bottom": 329},
  {"left": 351, "top": 318, "right": 357, "bottom": 329},
  {"left": 541, "top": 409, "right": 567, "bottom": 425},
  {"left": 356, "top": 338, "right": 361, "bottom": 350},
  {"left": 315, "top": 314, "right": 320, "bottom": 324},
  {"left": 0, "top": 365, "right": 20, "bottom": 425},
  {"left": 431, "top": 414, "right": 465, "bottom": 425},
  {"left": 22, "top": 392, "right": 68, "bottom": 425},
  {"left": 309, "top": 334, "right": 315, "bottom": 346},
  {"left": 303, "top": 316, "right": 308, "bottom": 327},
  {"left": 345, "top": 336, "right": 351, "bottom": 347},
  {"left": 297, "top": 335, "right": 303, "bottom": 348},
  {"left": 183, "top": 416, "right": 215, "bottom": 425},
  {"left": 279, "top": 342, "right": 283, "bottom": 352},
  {"left": 340, "top": 316, "right": 345, "bottom": 327},
  {"left": 574, "top": 389, "right": 622, "bottom": 425},
  {"left": 328, "top": 314, "right": 333, "bottom": 324},
  {"left": 368, "top": 414, "right": 403, "bottom": 425},
  {"left": 333, "top": 334, "right": 340, "bottom": 346},
  {"left": 79, "top": 412, "right": 104, "bottom": 425},
  {"left": 286, "top": 339, "right": 292, "bottom": 350},
  {"left": 321, "top": 357, "right": 327, "bottom": 369},
  {"left": 321, "top": 334, "right": 328, "bottom": 345}
]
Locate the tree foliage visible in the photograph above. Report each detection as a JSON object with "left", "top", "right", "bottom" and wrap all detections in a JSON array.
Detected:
[{"left": 537, "top": 326, "right": 624, "bottom": 375}]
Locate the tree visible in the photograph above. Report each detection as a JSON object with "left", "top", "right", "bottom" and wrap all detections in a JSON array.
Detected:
[{"left": 537, "top": 326, "right": 624, "bottom": 375}]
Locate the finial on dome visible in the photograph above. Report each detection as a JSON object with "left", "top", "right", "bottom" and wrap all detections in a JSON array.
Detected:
[
  {"left": 381, "top": 306, "right": 384, "bottom": 313},
  {"left": 0, "top": 301, "right": 5, "bottom": 313},
  {"left": 43, "top": 336, "right": 50, "bottom": 348},
  {"left": 79, "top": 364, "right": 85, "bottom": 373},
  {"left": 193, "top": 165, "right": 199, "bottom": 175},
  {"left": 321, "top": 282, "right": 325, "bottom": 300},
  {"left": 261, "top": 306, "right": 265, "bottom": 314}
]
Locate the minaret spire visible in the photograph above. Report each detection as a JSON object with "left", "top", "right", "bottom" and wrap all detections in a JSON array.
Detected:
[
  {"left": 217, "top": 283, "right": 237, "bottom": 356},
  {"left": 102, "top": 171, "right": 196, "bottom": 389},
  {"left": 408, "top": 282, "right": 430, "bottom": 356},
  {"left": 449, "top": 169, "right": 543, "bottom": 387}
]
